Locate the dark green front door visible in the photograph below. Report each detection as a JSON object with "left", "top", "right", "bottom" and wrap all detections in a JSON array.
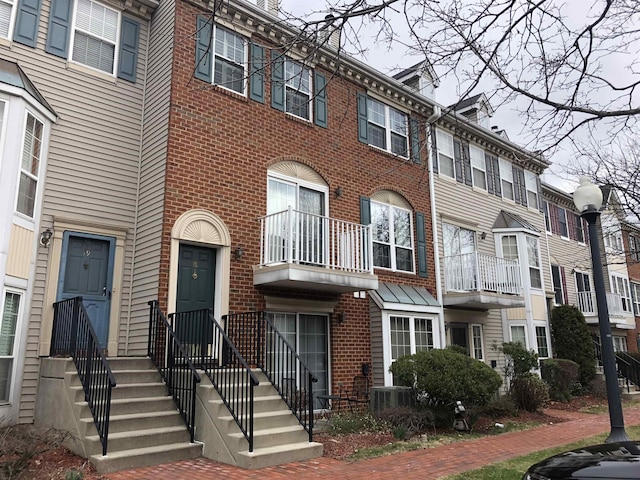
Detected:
[
  {"left": 176, "top": 244, "right": 216, "bottom": 313},
  {"left": 176, "top": 244, "right": 216, "bottom": 345}
]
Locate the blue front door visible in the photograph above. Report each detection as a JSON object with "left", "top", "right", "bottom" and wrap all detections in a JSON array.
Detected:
[{"left": 58, "top": 232, "right": 115, "bottom": 347}]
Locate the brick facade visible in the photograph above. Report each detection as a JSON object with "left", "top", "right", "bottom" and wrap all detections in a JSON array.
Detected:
[
  {"left": 157, "top": 0, "right": 437, "bottom": 391},
  {"left": 623, "top": 228, "right": 640, "bottom": 352}
]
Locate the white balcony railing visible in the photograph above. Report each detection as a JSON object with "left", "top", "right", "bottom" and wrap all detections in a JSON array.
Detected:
[
  {"left": 443, "top": 252, "right": 521, "bottom": 295},
  {"left": 576, "top": 291, "right": 631, "bottom": 317},
  {"left": 258, "top": 207, "right": 374, "bottom": 274}
]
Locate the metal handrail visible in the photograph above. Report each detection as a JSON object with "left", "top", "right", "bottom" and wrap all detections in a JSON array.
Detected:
[
  {"left": 224, "top": 311, "right": 317, "bottom": 442},
  {"left": 51, "top": 297, "right": 116, "bottom": 456},
  {"left": 169, "top": 308, "right": 259, "bottom": 452},
  {"left": 616, "top": 351, "right": 640, "bottom": 393},
  {"left": 147, "top": 301, "right": 201, "bottom": 442}
]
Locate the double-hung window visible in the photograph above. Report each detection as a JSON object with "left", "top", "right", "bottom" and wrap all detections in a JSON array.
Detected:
[
  {"left": 284, "top": 58, "right": 311, "bottom": 120},
  {"left": 574, "top": 213, "right": 584, "bottom": 242},
  {"left": 213, "top": 25, "right": 246, "bottom": 94},
  {"left": 526, "top": 236, "right": 542, "bottom": 289},
  {"left": 551, "top": 265, "right": 564, "bottom": 305},
  {"left": 524, "top": 171, "right": 538, "bottom": 208},
  {"left": 367, "top": 98, "right": 408, "bottom": 156},
  {"left": 471, "top": 324, "right": 484, "bottom": 360},
  {"left": 0, "top": 291, "right": 21, "bottom": 403},
  {"left": 436, "top": 129, "right": 454, "bottom": 177},
  {"left": 631, "top": 282, "right": 640, "bottom": 315},
  {"left": 17, "top": 113, "right": 44, "bottom": 218},
  {"left": 501, "top": 235, "right": 518, "bottom": 261},
  {"left": 558, "top": 207, "right": 568, "bottom": 237},
  {"left": 469, "top": 145, "right": 486, "bottom": 189},
  {"left": 510, "top": 325, "right": 526, "bottom": 346},
  {"left": 70, "top": 0, "right": 120, "bottom": 75},
  {"left": 499, "top": 158, "right": 514, "bottom": 200},
  {"left": 0, "top": 0, "right": 15, "bottom": 39},
  {"left": 630, "top": 235, "right": 640, "bottom": 261},
  {"left": 371, "top": 200, "right": 414, "bottom": 272},
  {"left": 611, "top": 274, "right": 632, "bottom": 313},
  {"left": 535, "top": 326, "right": 550, "bottom": 358},
  {"left": 390, "top": 315, "right": 434, "bottom": 362},
  {"left": 543, "top": 201, "right": 551, "bottom": 232}
]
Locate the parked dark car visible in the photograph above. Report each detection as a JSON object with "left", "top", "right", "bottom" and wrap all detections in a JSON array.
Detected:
[{"left": 523, "top": 441, "right": 640, "bottom": 479}]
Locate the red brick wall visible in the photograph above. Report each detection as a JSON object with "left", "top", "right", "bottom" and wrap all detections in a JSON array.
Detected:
[{"left": 159, "top": 0, "right": 437, "bottom": 390}]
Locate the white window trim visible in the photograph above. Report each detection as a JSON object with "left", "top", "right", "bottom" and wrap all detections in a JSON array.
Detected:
[
  {"left": 368, "top": 97, "right": 408, "bottom": 157},
  {"left": 14, "top": 109, "right": 45, "bottom": 221},
  {"left": 509, "top": 323, "right": 528, "bottom": 347},
  {"left": 211, "top": 24, "right": 248, "bottom": 96},
  {"left": 471, "top": 323, "right": 484, "bottom": 360},
  {"left": 382, "top": 311, "right": 439, "bottom": 386},
  {"left": 534, "top": 323, "right": 551, "bottom": 359},
  {"left": 526, "top": 236, "right": 542, "bottom": 290},
  {"left": 557, "top": 207, "right": 569, "bottom": 239},
  {"left": 499, "top": 158, "right": 514, "bottom": 201},
  {"left": 611, "top": 273, "right": 633, "bottom": 313},
  {"left": 266, "top": 171, "right": 329, "bottom": 215},
  {"left": 0, "top": 0, "right": 16, "bottom": 41},
  {"left": 551, "top": 264, "right": 564, "bottom": 305},
  {"left": 0, "top": 287, "right": 24, "bottom": 406},
  {"left": 436, "top": 128, "right": 455, "bottom": 178},
  {"left": 631, "top": 282, "right": 640, "bottom": 316},
  {"left": 68, "top": 0, "right": 122, "bottom": 77},
  {"left": 524, "top": 171, "right": 538, "bottom": 209},
  {"left": 469, "top": 144, "right": 486, "bottom": 190},
  {"left": 543, "top": 201, "right": 552, "bottom": 233},
  {"left": 284, "top": 57, "right": 313, "bottom": 121},
  {"left": 371, "top": 200, "right": 415, "bottom": 274}
]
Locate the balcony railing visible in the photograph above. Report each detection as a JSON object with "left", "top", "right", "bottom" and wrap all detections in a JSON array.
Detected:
[
  {"left": 576, "top": 291, "right": 632, "bottom": 317},
  {"left": 258, "top": 207, "right": 373, "bottom": 274},
  {"left": 444, "top": 252, "right": 521, "bottom": 295}
]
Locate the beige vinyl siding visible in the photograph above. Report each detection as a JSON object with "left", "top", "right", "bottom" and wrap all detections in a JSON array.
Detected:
[
  {"left": 125, "top": 0, "right": 175, "bottom": 355},
  {"left": 13, "top": 0, "right": 150, "bottom": 422},
  {"left": 369, "top": 300, "right": 384, "bottom": 387}
]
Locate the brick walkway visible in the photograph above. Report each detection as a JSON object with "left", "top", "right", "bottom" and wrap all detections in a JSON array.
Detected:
[{"left": 106, "top": 406, "right": 640, "bottom": 480}]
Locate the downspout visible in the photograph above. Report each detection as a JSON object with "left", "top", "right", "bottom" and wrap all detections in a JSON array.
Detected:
[
  {"left": 124, "top": 17, "right": 152, "bottom": 356},
  {"left": 425, "top": 105, "right": 445, "bottom": 347}
]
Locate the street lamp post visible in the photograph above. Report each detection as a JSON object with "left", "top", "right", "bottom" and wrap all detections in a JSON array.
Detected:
[{"left": 573, "top": 176, "right": 629, "bottom": 443}]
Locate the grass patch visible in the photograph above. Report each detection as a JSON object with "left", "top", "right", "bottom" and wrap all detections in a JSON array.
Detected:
[
  {"left": 580, "top": 399, "right": 640, "bottom": 415},
  {"left": 443, "top": 425, "right": 640, "bottom": 480}
]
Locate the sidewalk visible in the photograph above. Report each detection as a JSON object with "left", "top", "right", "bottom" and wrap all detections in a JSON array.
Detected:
[{"left": 107, "top": 406, "right": 640, "bottom": 480}]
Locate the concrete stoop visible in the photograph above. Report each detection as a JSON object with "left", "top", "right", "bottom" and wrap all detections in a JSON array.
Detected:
[
  {"left": 196, "top": 371, "right": 323, "bottom": 469},
  {"left": 37, "top": 358, "right": 322, "bottom": 474}
]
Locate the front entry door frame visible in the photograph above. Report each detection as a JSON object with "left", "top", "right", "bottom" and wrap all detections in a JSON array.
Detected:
[{"left": 57, "top": 231, "right": 116, "bottom": 348}]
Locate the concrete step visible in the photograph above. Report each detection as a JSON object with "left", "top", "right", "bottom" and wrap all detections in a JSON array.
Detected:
[
  {"left": 78, "top": 410, "right": 185, "bottom": 436},
  {"left": 236, "top": 441, "right": 324, "bottom": 470},
  {"left": 68, "top": 369, "right": 162, "bottom": 386},
  {"left": 622, "top": 389, "right": 640, "bottom": 401},
  {"left": 226, "top": 425, "right": 310, "bottom": 451},
  {"left": 85, "top": 425, "right": 191, "bottom": 456},
  {"left": 106, "top": 357, "right": 156, "bottom": 370},
  {"left": 91, "top": 442, "right": 202, "bottom": 474},
  {"left": 70, "top": 382, "right": 168, "bottom": 402},
  {"left": 76, "top": 396, "right": 177, "bottom": 418},
  {"left": 218, "top": 410, "right": 300, "bottom": 433}
]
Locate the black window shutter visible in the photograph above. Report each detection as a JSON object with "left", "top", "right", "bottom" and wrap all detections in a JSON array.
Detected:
[
  {"left": 485, "top": 152, "right": 494, "bottom": 194},
  {"left": 44, "top": 0, "right": 72, "bottom": 58},
  {"left": 492, "top": 156, "right": 502, "bottom": 197},
  {"left": 117, "top": 17, "right": 140, "bottom": 82},
  {"left": 360, "top": 196, "right": 371, "bottom": 225},
  {"left": 314, "top": 71, "right": 328, "bottom": 127},
  {"left": 249, "top": 43, "right": 265, "bottom": 103},
  {"left": 462, "top": 142, "right": 472, "bottom": 186},
  {"left": 194, "top": 16, "right": 212, "bottom": 83},
  {"left": 410, "top": 117, "right": 421, "bottom": 164},
  {"left": 453, "top": 139, "right": 464, "bottom": 183},
  {"left": 416, "top": 211, "right": 428, "bottom": 278},
  {"left": 13, "top": 0, "right": 41, "bottom": 47},
  {"left": 431, "top": 125, "right": 438, "bottom": 174},
  {"left": 357, "top": 93, "right": 368, "bottom": 143},
  {"left": 271, "top": 52, "right": 285, "bottom": 111}
]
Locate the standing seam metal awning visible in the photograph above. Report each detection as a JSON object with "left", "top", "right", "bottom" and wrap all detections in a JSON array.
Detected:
[{"left": 370, "top": 282, "right": 441, "bottom": 311}]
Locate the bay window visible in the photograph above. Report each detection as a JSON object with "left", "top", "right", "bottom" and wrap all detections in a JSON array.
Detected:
[
  {"left": 526, "top": 236, "right": 542, "bottom": 289},
  {"left": 17, "top": 113, "right": 44, "bottom": 218}
]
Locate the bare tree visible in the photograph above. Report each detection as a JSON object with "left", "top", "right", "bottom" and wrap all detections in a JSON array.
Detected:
[{"left": 277, "top": 0, "right": 640, "bottom": 150}]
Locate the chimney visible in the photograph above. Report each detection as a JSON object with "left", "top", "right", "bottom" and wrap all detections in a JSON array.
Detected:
[
  {"left": 323, "top": 14, "right": 341, "bottom": 50},
  {"left": 267, "top": 0, "right": 279, "bottom": 16}
]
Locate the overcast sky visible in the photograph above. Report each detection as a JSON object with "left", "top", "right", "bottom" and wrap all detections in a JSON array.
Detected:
[{"left": 276, "top": 0, "right": 636, "bottom": 194}]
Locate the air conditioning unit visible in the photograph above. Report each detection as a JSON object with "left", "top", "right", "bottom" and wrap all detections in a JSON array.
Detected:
[{"left": 370, "top": 386, "right": 415, "bottom": 413}]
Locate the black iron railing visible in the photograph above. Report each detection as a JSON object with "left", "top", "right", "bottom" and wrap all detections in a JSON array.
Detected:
[
  {"left": 616, "top": 351, "right": 640, "bottom": 393},
  {"left": 169, "top": 309, "right": 259, "bottom": 452},
  {"left": 147, "top": 301, "right": 201, "bottom": 442},
  {"left": 51, "top": 297, "right": 116, "bottom": 456},
  {"left": 224, "top": 311, "right": 317, "bottom": 442}
]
